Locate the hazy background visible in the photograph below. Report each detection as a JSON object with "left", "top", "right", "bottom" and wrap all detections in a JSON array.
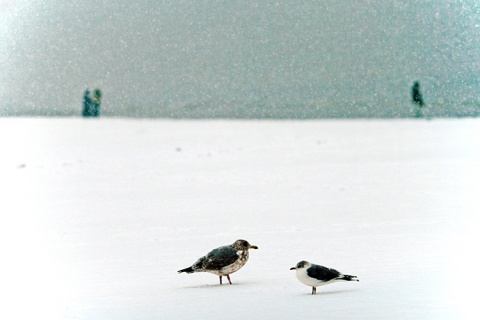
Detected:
[{"left": 1, "top": 0, "right": 479, "bottom": 118}]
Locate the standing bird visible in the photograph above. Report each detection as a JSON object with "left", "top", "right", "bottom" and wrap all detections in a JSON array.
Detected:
[
  {"left": 290, "top": 260, "right": 359, "bottom": 294},
  {"left": 178, "top": 239, "right": 258, "bottom": 285}
]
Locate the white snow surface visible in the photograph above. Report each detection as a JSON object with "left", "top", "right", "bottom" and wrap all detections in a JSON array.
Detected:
[{"left": 1, "top": 118, "right": 479, "bottom": 319}]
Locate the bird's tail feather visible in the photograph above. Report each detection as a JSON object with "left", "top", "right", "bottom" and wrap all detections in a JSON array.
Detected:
[
  {"left": 178, "top": 266, "right": 195, "bottom": 274},
  {"left": 340, "top": 274, "right": 359, "bottom": 281}
]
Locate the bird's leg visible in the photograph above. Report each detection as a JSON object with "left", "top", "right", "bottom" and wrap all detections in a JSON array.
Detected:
[
  {"left": 219, "top": 276, "right": 222, "bottom": 285},
  {"left": 227, "top": 274, "right": 232, "bottom": 285},
  {"left": 312, "top": 287, "right": 316, "bottom": 295}
]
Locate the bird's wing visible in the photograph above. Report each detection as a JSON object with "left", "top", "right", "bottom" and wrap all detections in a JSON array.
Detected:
[
  {"left": 201, "top": 246, "right": 239, "bottom": 270},
  {"left": 307, "top": 265, "right": 341, "bottom": 281}
]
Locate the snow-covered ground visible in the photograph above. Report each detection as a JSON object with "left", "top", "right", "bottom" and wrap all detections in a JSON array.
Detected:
[{"left": 1, "top": 118, "right": 479, "bottom": 319}]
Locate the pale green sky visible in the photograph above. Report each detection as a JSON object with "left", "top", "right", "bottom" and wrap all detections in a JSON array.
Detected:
[{"left": 1, "top": 0, "right": 479, "bottom": 116}]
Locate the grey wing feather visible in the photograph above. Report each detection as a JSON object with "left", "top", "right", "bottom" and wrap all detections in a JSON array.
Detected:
[
  {"left": 307, "top": 265, "right": 341, "bottom": 281},
  {"left": 196, "top": 246, "right": 239, "bottom": 271}
]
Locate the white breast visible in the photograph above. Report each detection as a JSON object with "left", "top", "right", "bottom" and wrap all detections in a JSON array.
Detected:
[{"left": 296, "top": 268, "right": 330, "bottom": 287}]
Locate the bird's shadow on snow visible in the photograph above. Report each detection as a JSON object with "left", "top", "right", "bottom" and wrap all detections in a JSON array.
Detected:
[
  {"left": 179, "top": 281, "right": 258, "bottom": 290},
  {"left": 294, "top": 288, "right": 359, "bottom": 297}
]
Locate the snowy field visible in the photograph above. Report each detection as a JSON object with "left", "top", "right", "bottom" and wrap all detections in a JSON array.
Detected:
[{"left": 1, "top": 118, "right": 479, "bottom": 320}]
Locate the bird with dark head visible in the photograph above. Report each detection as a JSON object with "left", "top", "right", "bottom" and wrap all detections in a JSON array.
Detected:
[
  {"left": 178, "top": 239, "right": 258, "bottom": 285},
  {"left": 290, "top": 260, "right": 359, "bottom": 294}
]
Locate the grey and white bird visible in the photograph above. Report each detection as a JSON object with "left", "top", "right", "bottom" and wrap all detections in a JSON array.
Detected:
[
  {"left": 290, "top": 260, "right": 359, "bottom": 294},
  {"left": 178, "top": 239, "right": 258, "bottom": 285}
]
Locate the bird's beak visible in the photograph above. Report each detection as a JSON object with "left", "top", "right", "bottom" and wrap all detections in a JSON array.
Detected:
[
  {"left": 249, "top": 245, "right": 258, "bottom": 249},
  {"left": 290, "top": 267, "right": 297, "bottom": 270}
]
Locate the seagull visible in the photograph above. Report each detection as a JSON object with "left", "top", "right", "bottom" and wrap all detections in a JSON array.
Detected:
[
  {"left": 178, "top": 239, "right": 258, "bottom": 285},
  {"left": 290, "top": 260, "right": 359, "bottom": 294}
]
